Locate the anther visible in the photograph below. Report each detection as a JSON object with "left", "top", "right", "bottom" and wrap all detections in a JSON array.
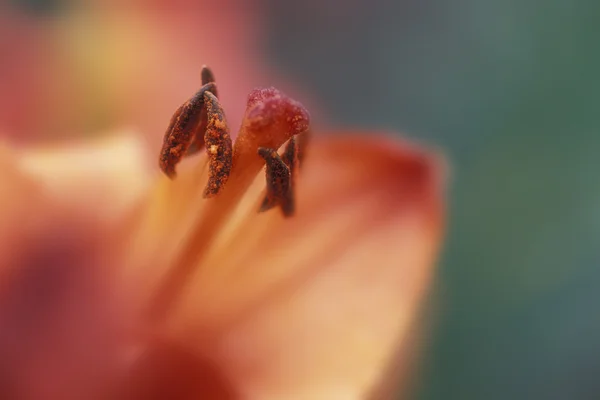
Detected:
[
  {"left": 258, "top": 147, "right": 294, "bottom": 217},
  {"left": 203, "top": 91, "right": 233, "bottom": 198},
  {"left": 159, "top": 81, "right": 217, "bottom": 178}
]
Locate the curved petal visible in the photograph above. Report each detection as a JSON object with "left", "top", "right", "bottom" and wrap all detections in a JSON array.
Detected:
[
  {"left": 0, "top": 134, "right": 152, "bottom": 399},
  {"left": 17, "top": 130, "right": 153, "bottom": 224},
  {"left": 171, "top": 133, "right": 445, "bottom": 399}
]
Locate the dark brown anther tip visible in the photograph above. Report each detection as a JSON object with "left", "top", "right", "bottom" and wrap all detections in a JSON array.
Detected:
[
  {"left": 200, "top": 66, "right": 218, "bottom": 100},
  {"left": 201, "top": 66, "right": 216, "bottom": 87},
  {"left": 202, "top": 91, "right": 233, "bottom": 198},
  {"left": 258, "top": 146, "right": 294, "bottom": 217}
]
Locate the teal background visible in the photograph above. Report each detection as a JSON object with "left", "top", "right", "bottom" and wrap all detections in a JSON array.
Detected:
[{"left": 266, "top": 1, "right": 600, "bottom": 399}]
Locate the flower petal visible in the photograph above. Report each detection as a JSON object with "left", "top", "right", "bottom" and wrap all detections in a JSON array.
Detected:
[
  {"left": 17, "top": 130, "right": 153, "bottom": 224},
  {"left": 171, "top": 134, "right": 445, "bottom": 398},
  {"left": 0, "top": 134, "right": 152, "bottom": 399}
]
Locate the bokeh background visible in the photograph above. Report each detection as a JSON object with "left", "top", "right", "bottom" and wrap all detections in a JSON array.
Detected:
[{"left": 2, "top": 0, "right": 599, "bottom": 399}]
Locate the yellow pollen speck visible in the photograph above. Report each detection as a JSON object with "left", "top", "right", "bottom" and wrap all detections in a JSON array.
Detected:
[
  {"left": 214, "top": 119, "right": 227, "bottom": 130},
  {"left": 209, "top": 145, "right": 219, "bottom": 154}
]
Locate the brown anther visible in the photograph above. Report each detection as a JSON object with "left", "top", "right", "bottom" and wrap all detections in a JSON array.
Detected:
[
  {"left": 258, "top": 147, "right": 294, "bottom": 217},
  {"left": 203, "top": 91, "right": 233, "bottom": 198},
  {"left": 159, "top": 81, "right": 217, "bottom": 178},
  {"left": 186, "top": 66, "right": 219, "bottom": 156}
]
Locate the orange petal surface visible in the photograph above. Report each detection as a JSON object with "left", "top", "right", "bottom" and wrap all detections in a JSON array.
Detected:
[{"left": 162, "top": 134, "right": 445, "bottom": 399}]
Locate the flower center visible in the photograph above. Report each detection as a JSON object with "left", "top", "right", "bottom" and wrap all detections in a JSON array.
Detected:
[{"left": 138, "top": 67, "right": 310, "bottom": 325}]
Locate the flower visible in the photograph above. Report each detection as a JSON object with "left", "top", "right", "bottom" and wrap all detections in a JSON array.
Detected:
[{"left": 0, "top": 78, "right": 445, "bottom": 399}]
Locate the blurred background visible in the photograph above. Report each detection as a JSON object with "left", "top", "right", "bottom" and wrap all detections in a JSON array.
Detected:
[{"left": 1, "top": 0, "right": 599, "bottom": 399}]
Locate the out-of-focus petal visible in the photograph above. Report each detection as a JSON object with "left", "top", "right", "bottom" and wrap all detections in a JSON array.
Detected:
[
  {"left": 17, "top": 130, "right": 153, "bottom": 223},
  {"left": 0, "top": 144, "right": 44, "bottom": 264},
  {"left": 169, "top": 134, "right": 445, "bottom": 399},
  {"left": 0, "top": 134, "right": 151, "bottom": 399}
]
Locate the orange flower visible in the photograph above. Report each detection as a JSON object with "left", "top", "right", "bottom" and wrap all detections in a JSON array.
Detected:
[{"left": 0, "top": 81, "right": 445, "bottom": 399}]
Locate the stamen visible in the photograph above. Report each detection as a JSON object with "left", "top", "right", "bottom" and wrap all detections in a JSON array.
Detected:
[
  {"left": 159, "top": 81, "right": 217, "bottom": 178},
  {"left": 186, "top": 66, "right": 218, "bottom": 157},
  {"left": 258, "top": 147, "right": 294, "bottom": 217},
  {"left": 202, "top": 91, "right": 232, "bottom": 198}
]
